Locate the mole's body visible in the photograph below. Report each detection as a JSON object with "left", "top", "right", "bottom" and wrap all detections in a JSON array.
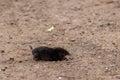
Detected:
[{"left": 31, "top": 46, "right": 70, "bottom": 61}]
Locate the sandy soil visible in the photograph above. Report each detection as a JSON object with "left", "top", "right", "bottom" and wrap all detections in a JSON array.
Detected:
[{"left": 0, "top": 0, "right": 120, "bottom": 80}]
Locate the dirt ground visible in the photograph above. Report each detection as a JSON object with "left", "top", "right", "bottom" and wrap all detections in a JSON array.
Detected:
[{"left": 0, "top": 0, "right": 120, "bottom": 80}]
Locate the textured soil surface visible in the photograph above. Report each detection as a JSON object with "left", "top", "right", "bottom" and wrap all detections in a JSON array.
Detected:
[{"left": 0, "top": 0, "right": 120, "bottom": 80}]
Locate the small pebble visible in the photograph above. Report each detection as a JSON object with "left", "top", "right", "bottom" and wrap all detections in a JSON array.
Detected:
[
  {"left": 70, "top": 39, "right": 75, "bottom": 42},
  {"left": 58, "top": 76, "right": 62, "bottom": 80},
  {"left": 1, "top": 50, "right": 5, "bottom": 53},
  {"left": 18, "top": 61, "right": 22, "bottom": 63},
  {"left": 9, "top": 36, "right": 13, "bottom": 39},
  {"left": 10, "top": 22, "right": 14, "bottom": 25},
  {"left": 100, "top": 24, "right": 104, "bottom": 27},
  {"left": 112, "top": 42, "right": 116, "bottom": 45},
  {"left": 107, "top": 23, "right": 111, "bottom": 26},
  {"left": 113, "top": 13, "right": 116, "bottom": 15},
  {"left": 7, "top": 58, "right": 15, "bottom": 64},
  {"left": 98, "top": 56, "right": 101, "bottom": 58},
  {"left": 9, "top": 58, "right": 14, "bottom": 61},
  {"left": 115, "top": 75, "right": 120, "bottom": 79},
  {"left": 1, "top": 67, "right": 7, "bottom": 71}
]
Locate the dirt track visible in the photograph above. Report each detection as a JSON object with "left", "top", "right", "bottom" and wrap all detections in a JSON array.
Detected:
[{"left": 0, "top": 0, "right": 120, "bottom": 80}]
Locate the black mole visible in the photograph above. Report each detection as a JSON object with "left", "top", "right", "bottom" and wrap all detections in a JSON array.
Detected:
[{"left": 30, "top": 46, "right": 70, "bottom": 61}]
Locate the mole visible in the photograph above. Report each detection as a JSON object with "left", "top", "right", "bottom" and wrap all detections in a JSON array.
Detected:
[{"left": 29, "top": 46, "right": 70, "bottom": 61}]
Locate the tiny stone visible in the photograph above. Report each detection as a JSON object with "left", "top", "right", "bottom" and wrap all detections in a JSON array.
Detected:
[
  {"left": 100, "top": 24, "right": 104, "bottom": 27},
  {"left": 7, "top": 42, "right": 10, "bottom": 44},
  {"left": 69, "top": 57, "right": 74, "bottom": 60},
  {"left": 1, "top": 68, "right": 6, "bottom": 71},
  {"left": 105, "top": 67, "right": 109, "bottom": 72},
  {"left": 112, "top": 42, "right": 116, "bottom": 45},
  {"left": 113, "top": 13, "right": 116, "bottom": 15},
  {"left": 18, "top": 61, "right": 22, "bottom": 63},
  {"left": 81, "top": 31, "right": 85, "bottom": 34},
  {"left": 105, "top": 67, "right": 109, "bottom": 70},
  {"left": 10, "top": 23, "right": 14, "bottom": 25},
  {"left": 70, "top": 39, "right": 75, "bottom": 42},
  {"left": 9, "top": 36, "right": 13, "bottom": 39},
  {"left": 9, "top": 58, "right": 14, "bottom": 61},
  {"left": 1, "top": 50, "right": 5, "bottom": 53},
  {"left": 107, "top": 23, "right": 111, "bottom": 26},
  {"left": 58, "top": 77, "right": 62, "bottom": 80},
  {"left": 98, "top": 56, "right": 101, "bottom": 58},
  {"left": 1, "top": 67, "right": 7, "bottom": 71},
  {"left": 115, "top": 75, "right": 120, "bottom": 79}
]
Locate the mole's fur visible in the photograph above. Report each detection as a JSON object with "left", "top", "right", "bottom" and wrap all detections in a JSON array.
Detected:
[{"left": 30, "top": 46, "right": 70, "bottom": 61}]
